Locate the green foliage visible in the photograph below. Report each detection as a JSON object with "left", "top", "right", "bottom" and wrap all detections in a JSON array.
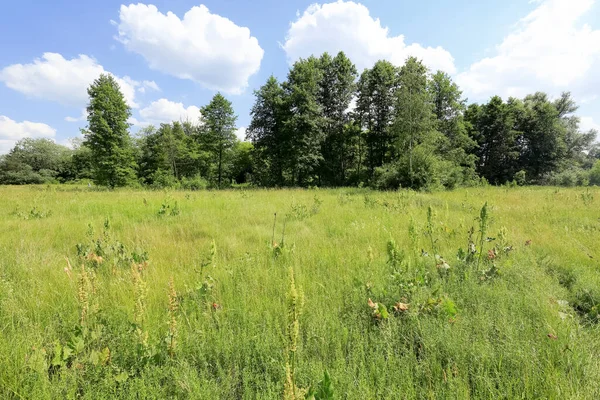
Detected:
[
  {"left": 12, "top": 205, "right": 52, "bottom": 220},
  {"left": 2, "top": 186, "right": 600, "bottom": 398},
  {"left": 543, "top": 167, "right": 590, "bottom": 187},
  {"left": 84, "top": 74, "right": 137, "bottom": 187},
  {"left": 3, "top": 54, "right": 597, "bottom": 190},
  {"left": 157, "top": 197, "right": 180, "bottom": 217},
  {"left": 180, "top": 175, "right": 209, "bottom": 191},
  {"left": 284, "top": 56, "right": 326, "bottom": 186},
  {"left": 590, "top": 160, "right": 600, "bottom": 186},
  {"left": 0, "top": 138, "right": 73, "bottom": 184},
  {"left": 306, "top": 370, "right": 334, "bottom": 400},
  {"left": 248, "top": 75, "right": 289, "bottom": 186},
  {"left": 317, "top": 52, "right": 358, "bottom": 186},
  {"left": 200, "top": 93, "right": 238, "bottom": 188},
  {"left": 356, "top": 60, "right": 399, "bottom": 177}
]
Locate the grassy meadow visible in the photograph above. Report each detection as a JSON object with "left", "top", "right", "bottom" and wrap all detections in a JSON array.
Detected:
[{"left": 1, "top": 185, "right": 600, "bottom": 399}]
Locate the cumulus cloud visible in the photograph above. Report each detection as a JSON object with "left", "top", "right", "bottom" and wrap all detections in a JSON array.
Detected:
[
  {"left": 137, "top": 98, "right": 200, "bottom": 126},
  {"left": 138, "top": 80, "right": 160, "bottom": 94},
  {"left": 0, "top": 53, "right": 144, "bottom": 108},
  {"left": 457, "top": 0, "right": 600, "bottom": 100},
  {"left": 0, "top": 115, "right": 56, "bottom": 154},
  {"left": 581, "top": 116, "right": 600, "bottom": 132},
  {"left": 282, "top": 1, "right": 456, "bottom": 73},
  {"left": 116, "top": 3, "right": 264, "bottom": 94},
  {"left": 65, "top": 109, "right": 87, "bottom": 123}
]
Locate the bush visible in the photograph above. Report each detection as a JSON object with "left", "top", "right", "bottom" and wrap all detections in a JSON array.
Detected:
[
  {"left": 373, "top": 144, "right": 465, "bottom": 191},
  {"left": 543, "top": 168, "right": 590, "bottom": 187},
  {"left": 514, "top": 170, "right": 527, "bottom": 186},
  {"left": 590, "top": 160, "right": 600, "bottom": 186},
  {"left": 180, "top": 175, "right": 209, "bottom": 191},
  {"left": 150, "top": 170, "right": 180, "bottom": 189}
]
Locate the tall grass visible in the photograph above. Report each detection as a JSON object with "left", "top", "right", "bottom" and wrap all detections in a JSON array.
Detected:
[{"left": 0, "top": 185, "right": 599, "bottom": 398}]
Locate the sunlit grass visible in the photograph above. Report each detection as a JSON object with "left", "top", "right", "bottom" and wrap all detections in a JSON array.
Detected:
[{"left": 0, "top": 185, "right": 599, "bottom": 398}]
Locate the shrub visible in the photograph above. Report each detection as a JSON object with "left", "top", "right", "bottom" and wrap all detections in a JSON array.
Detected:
[
  {"left": 150, "top": 170, "right": 180, "bottom": 189},
  {"left": 180, "top": 175, "right": 209, "bottom": 191},
  {"left": 514, "top": 170, "right": 527, "bottom": 186},
  {"left": 543, "top": 168, "right": 590, "bottom": 187},
  {"left": 373, "top": 145, "right": 465, "bottom": 191},
  {"left": 590, "top": 160, "right": 600, "bottom": 186}
]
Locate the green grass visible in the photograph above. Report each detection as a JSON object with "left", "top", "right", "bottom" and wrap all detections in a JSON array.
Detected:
[{"left": 1, "top": 185, "right": 600, "bottom": 399}]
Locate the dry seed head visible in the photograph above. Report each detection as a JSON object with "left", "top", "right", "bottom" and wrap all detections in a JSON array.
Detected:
[{"left": 131, "top": 263, "right": 147, "bottom": 328}]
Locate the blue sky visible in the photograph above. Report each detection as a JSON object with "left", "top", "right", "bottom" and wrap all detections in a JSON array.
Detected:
[{"left": 1, "top": 0, "right": 599, "bottom": 153}]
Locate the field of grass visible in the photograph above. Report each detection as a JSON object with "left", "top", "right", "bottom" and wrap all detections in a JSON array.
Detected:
[{"left": 1, "top": 185, "right": 600, "bottom": 399}]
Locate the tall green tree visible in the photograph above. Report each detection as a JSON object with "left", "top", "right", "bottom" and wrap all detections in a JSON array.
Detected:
[
  {"left": 429, "top": 71, "right": 477, "bottom": 182},
  {"left": 553, "top": 92, "right": 597, "bottom": 169},
  {"left": 247, "top": 76, "right": 288, "bottom": 186},
  {"left": 393, "top": 57, "right": 437, "bottom": 187},
  {"left": 137, "top": 122, "right": 200, "bottom": 186},
  {"left": 0, "top": 138, "right": 72, "bottom": 184},
  {"left": 283, "top": 57, "right": 324, "bottom": 186},
  {"left": 200, "top": 93, "right": 237, "bottom": 188},
  {"left": 515, "top": 92, "right": 566, "bottom": 181},
  {"left": 317, "top": 52, "right": 357, "bottom": 185},
  {"left": 466, "top": 97, "right": 521, "bottom": 184},
  {"left": 84, "top": 74, "right": 137, "bottom": 187},
  {"left": 356, "top": 60, "right": 399, "bottom": 178}
]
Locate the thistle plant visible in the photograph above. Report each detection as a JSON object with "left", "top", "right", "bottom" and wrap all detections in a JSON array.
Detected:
[{"left": 476, "top": 202, "right": 489, "bottom": 270}]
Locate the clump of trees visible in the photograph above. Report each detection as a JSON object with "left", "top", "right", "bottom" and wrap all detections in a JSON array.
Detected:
[
  {"left": 1, "top": 75, "right": 252, "bottom": 188},
  {"left": 247, "top": 53, "right": 598, "bottom": 189},
  {"left": 1, "top": 53, "right": 598, "bottom": 189}
]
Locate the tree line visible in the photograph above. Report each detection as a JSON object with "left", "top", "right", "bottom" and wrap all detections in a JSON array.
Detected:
[{"left": 1, "top": 53, "right": 599, "bottom": 189}]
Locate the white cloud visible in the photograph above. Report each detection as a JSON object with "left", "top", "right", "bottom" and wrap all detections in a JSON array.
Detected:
[
  {"left": 137, "top": 98, "right": 200, "bottom": 125},
  {"left": 581, "top": 116, "right": 600, "bottom": 132},
  {"left": 65, "top": 109, "right": 87, "bottom": 123},
  {"left": 457, "top": 0, "right": 600, "bottom": 100},
  {"left": 116, "top": 3, "right": 264, "bottom": 94},
  {"left": 282, "top": 1, "right": 456, "bottom": 73},
  {"left": 0, "top": 53, "right": 143, "bottom": 108},
  {"left": 138, "top": 80, "right": 160, "bottom": 94},
  {"left": 235, "top": 127, "right": 247, "bottom": 141},
  {"left": 0, "top": 115, "right": 56, "bottom": 154}
]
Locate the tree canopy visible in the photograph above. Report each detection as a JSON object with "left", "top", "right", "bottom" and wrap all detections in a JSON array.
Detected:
[{"left": 1, "top": 53, "right": 598, "bottom": 189}]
